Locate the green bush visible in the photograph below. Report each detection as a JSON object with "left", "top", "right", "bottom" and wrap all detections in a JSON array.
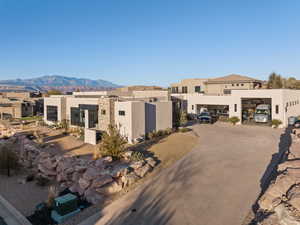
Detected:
[
  {"left": 0, "top": 143, "right": 19, "bottom": 176},
  {"left": 179, "top": 127, "right": 191, "bottom": 133},
  {"left": 272, "top": 119, "right": 282, "bottom": 128},
  {"left": 130, "top": 151, "right": 145, "bottom": 162},
  {"left": 98, "top": 125, "right": 127, "bottom": 160},
  {"left": 228, "top": 116, "right": 240, "bottom": 125}
]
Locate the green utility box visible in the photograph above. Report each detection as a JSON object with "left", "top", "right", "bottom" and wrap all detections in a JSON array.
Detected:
[{"left": 54, "top": 193, "right": 78, "bottom": 216}]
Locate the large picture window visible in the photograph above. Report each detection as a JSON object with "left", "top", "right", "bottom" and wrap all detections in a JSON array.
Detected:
[
  {"left": 47, "top": 106, "right": 58, "bottom": 121},
  {"left": 71, "top": 107, "right": 85, "bottom": 127}
]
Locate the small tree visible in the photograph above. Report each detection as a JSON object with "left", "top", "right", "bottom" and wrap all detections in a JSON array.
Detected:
[
  {"left": 98, "top": 125, "right": 127, "bottom": 160},
  {"left": 179, "top": 111, "right": 188, "bottom": 127},
  {"left": 61, "top": 119, "right": 69, "bottom": 134},
  {"left": 228, "top": 116, "right": 240, "bottom": 125},
  {"left": 0, "top": 143, "right": 19, "bottom": 176}
]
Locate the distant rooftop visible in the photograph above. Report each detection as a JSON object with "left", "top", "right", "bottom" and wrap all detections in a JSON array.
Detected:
[{"left": 206, "top": 74, "right": 261, "bottom": 83}]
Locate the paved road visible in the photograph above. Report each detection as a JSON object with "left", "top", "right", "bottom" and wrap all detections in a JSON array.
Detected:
[{"left": 81, "top": 124, "right": 287, "bottom": 225}]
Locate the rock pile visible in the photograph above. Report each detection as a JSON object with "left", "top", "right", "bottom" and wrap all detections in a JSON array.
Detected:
[
  {"left": 16, "top": 137, "right": 157, "bottom": 205},
  {"left": 257, "top": 129, "right": 300, "bottom": 224}
]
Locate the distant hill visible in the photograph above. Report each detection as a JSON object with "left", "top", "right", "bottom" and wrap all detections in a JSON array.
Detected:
[{"left": 0, "top": 75, "right": 121, "bottom": 92}]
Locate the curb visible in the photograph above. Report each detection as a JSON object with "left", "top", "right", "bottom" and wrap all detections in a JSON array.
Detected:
[{"left": 0, "top": 194, "right": 32, "bottom": 225}]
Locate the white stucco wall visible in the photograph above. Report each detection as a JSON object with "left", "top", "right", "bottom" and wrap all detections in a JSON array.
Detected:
[{"left": 186, "top": 89, "right": 300, "bottom": 127}]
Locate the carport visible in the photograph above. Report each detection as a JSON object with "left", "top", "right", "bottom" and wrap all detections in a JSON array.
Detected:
[{"left": 241, "top": 98, "right": 272, "bottom": 125}]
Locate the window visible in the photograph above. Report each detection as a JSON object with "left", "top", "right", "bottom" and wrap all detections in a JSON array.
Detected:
[
  {"left": 232, "top": 84, "right": 234, "bottom": 86},
  {"left": 241, "top": 83, "right": 244, "bottom": 86},
  {"left": 46, "top": 106, "right": 58, "bottom": 121},
  {"left": 101, "top": 109, "right": 106, "bottom": 115},
  {"left": 192, "top": 105, "right": 194, "bottom": 110},
  {"left": 276, "top": 105, "right": 279, "bottom": 114},
  {"left": 223, "top": 89, "right": 231, "bottom": 95},
  {"left": 88, "top": 109, "right": 98, "bottom": 128},
  {"left": 234, "top": 104, "right": 237, "bottom": 112},
  {"left": 182, "top": 86, "right": 188, "bottom": 93},
  {"left": 236, "top": 84, "right": 240, "bottom": 86},
  {"left": 195, "top": 86, "right": 201, "bottom": 93},
  {"left": 71, "top": 107, "right": 85, "bottom": 127},
  {"left": 119, "top": 110, "right": 125, "bottom": 116},
  {"left": 172, "top": 87, "right": 178, "bottom": 93}
]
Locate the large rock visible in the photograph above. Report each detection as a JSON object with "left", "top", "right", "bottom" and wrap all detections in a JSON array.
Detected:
[
  {"left": 40, "top": 157, "right": 58, "bottom": 170},
  {"left": 96, "top": 181, "right": 123, "bottom": 195},
  {"left": 84, "top": 188, "right": 103, "bottom": 205},
  {"left": 91, "top": 174, "right": 113, "bottom": 188},
  {"left": 278, "top": 161, "right": 300, "bottom": 172},
  {"left": 274, "top": 204, "right": 300, "bottom": 225},
  {"left": 121, "top": 173, "right": 140, "bottom": 187},
  {"left": 145, "top": 157, "right": 157, "bottom": 168},
  {"left": 130, "top": 160, "right": 145, "bottom": 170},
  {"left": 83, "top": 167, "right": 101, "bottom": 181},
  {"left": 259, "top": 174, "right": 297, "bottom": 211},
  {"left": 38, "top": 164, "right": 56, "bottom": 176},
  {"left": 78, "top": 177, "right": 91, "bottom": 190},
  {"left": 135, "top": 164, "right": 152, "bottom": 178}
]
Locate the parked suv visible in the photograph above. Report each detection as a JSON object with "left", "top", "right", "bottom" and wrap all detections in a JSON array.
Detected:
[{"left": 197, "top": 112, "right": 212, "bottom": 123}]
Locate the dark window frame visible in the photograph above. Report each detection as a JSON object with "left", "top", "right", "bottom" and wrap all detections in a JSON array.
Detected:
[{"left": 119, "top": 110, "right": 126, "bottom": 116}]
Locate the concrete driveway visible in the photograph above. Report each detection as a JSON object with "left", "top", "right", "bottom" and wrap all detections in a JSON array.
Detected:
[{"left": 81, "top": 123, "right": 288, "bottom": 225}]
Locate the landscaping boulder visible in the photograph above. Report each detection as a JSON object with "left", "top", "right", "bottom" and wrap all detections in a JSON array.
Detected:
[
  {"left": 78, "top": 177, "right": 91, "bottom": 190},
  {"left": 135, "top": 164, "right": 152, "bottom": 178},
  {"left": 83, "top": 167, "right": 100, "bottom": 181},
  {"left": 130, "top": 160, "right": 145, "bottom": 170},
  {"left": 38, "top": 164, "right": 57, "bottom": 176},
  {"left": 145, "top": 157, "right": 157, "bottom": 168},
  {"left": 84, "top": 188, "right": 104, "bottom": 205},
  {"left": 96, "top": 181, "right": 123, "bottom": 195},
  {"left": 121, "top": 173, "right": 140, "bottom": 187},
  {"left": 91, "top": 174, "right": 113, "bottom": 188}
]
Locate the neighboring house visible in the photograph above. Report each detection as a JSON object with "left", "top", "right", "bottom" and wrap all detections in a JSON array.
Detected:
[
  {"left": 170, "top": 78, "right": 208, "bottom": 94},
  {"left": 205, "top": 74, "right": 262, "bottom": 95},
  {"left": 0, "top": 92, "right": 43, "bottom": 119},
  {"left": 44, "top": 90, "right": 172, "bottom": 144},
  {"left": 170, "top": 74, "right": 262, "bottom": 96}
]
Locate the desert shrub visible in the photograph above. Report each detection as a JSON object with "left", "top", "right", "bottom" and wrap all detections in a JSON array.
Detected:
[
  {"left": 34, "top": 130, "right": 44, "bottom": 144},
  {"left": 36, "top": 176, "right": 50, "bottom": 186},
  {"left": 228, "top": 116, "right": 240, "bottom": 125},
  {"left": 179, "top": 127, "right": 191, "bottom": 133},
  {"left": 130, "top": 151, "right": 145, "bottom": 162},
  {"left": 98, "top": 125, "right": 127, "bottom": 160},
  {"left": 156, "top": 130, "right": 164, "bottom": 137},
  {"left": 272, "top": 119, "right": 282, "bottom": 128},
  {"left": 47, "top": 185, "right": 59, "bottom": 208},
  {"left": 60, "top": 119, "right": 69, "bottom": 134},
  {"left": 164, "top": 128, "right": 173, "bottom": 135},
  {"left": 0, "top": 143, "right": 19, "bottom": 176},
  {"left": 179, "top": 111, "right": 188, "bottom": 126}
]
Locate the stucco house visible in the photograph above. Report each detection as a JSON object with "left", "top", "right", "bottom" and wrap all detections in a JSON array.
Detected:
[{"left": 44, "top": 90, "right": 172, "bottom": 144}]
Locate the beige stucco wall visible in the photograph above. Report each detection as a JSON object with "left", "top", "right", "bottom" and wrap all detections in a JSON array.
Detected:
[
  {"left": 147, "top": 101, "right": 173, "bottom": 131},
  {"left": 206, "top": 82, "right": 254, "bottom": 95},
  {"left": 170, "top": 79, "right": 207, "bottom": 94},
  {"left": 44, "top": 96, "right": 66, "bottom": 124},
  {"left": 114, "top": 101, "right": 133, "bottom": 143},
  {"left": 132, "top": 90, "right": 170, "bottom": 100}
]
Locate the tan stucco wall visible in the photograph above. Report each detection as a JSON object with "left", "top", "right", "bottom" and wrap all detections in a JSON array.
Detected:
[
  {"left": 44, "top": 96, "right": 66, "bottom": 123},
  {"left": 206, "top": 82, "right": 254, "bottom": 95},
  {"left": 170, "top": 79, "right": 207, "bottom": 94},
  {"left": 147, "top": 101, "right": 173, "bottom": 131}
]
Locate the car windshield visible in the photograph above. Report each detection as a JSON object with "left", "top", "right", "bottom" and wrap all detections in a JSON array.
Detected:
[
  {"left": 255, "top": 109, "right": 268, "bottom": 115},
  {"left": 200, "top": 112, "right": 210, "bottom": 116}
]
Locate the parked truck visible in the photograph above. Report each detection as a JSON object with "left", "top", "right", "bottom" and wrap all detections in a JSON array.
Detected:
[{"left": 254, "top": 104, "right": 271, "bottom": 123}]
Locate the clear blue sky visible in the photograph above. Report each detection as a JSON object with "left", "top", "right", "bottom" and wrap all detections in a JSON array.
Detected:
[{"left": 0, "top": 0, "right": 300, "bottom": 86}]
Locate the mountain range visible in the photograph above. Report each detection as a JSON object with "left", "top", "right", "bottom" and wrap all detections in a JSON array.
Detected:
[{"left": 0, "top": 75, "right": 120, "bottom": 92}]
